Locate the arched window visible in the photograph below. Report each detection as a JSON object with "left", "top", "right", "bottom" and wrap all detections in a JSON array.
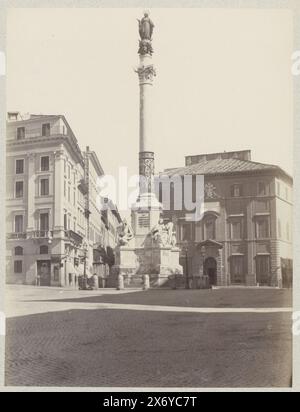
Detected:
[
  {"left": 203, "top": 215, "right": 216, "bottom": 240},
  {"left": 40, "top": 245, "right": 48, "bottom": 255},
  {"left": 14, "top": 246, "right": 23, "bottom": 256}
]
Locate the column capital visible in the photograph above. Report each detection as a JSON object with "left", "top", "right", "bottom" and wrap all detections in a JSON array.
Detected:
[
  {"left": 54, "top": 149, "right": 65, "bottom": 160},
  {"left": 136, "top": 64, "right": 156, "bottom": 85}
]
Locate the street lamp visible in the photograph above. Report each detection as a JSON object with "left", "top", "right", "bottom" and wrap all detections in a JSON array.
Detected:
[
  {"left": 47, "top": 230, "right": 52, "bottom": 245},
  {"left": 182, "top": 240, "right": 190, "bottom": 289}
]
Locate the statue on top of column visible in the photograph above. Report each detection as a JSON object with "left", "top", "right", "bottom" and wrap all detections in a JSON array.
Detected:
[
  {"left": 138, "top": 11, "right": 154, "bottom": 41},
  {"left": 137, "top": 11, "right": 154, "bottom": 56}
]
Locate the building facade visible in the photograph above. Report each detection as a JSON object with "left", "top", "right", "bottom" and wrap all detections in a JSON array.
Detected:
[
  {"left": 162, "top": 150, "right": 293, "bottom": 288},
  {"left": 6, "top": 112, "right": 121, "bottom": 287}
]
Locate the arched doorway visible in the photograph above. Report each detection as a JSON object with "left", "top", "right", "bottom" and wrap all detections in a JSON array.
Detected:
[{"left": 204, "top": 257, "right": 217, "bottom": 286}]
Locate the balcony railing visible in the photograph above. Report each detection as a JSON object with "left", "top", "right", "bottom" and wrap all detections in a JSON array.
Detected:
[
  {"left": 65, "top": 230, "right": 83, "bottom": 245},
  {"left": 7, "top": 232, "right": 27, "bottom": 240},
  {"left": 31, "top": 230, "right": 53, "bottom": 239}
]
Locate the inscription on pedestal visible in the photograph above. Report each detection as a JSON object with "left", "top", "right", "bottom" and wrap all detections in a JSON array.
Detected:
[{"left": 138, "top": 212, "right": 150, "bottom": 228}]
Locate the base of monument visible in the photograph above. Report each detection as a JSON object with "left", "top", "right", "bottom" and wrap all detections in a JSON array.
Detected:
[{"left": 108, "top": 266, "right": 184, "bottom": 289}]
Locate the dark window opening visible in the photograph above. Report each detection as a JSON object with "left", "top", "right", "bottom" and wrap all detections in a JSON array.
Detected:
[
  {"left": 14, "top": 246, "right": 23, "bottom": 256},
  {"left": 14, "top": 260, "right": 22, "bottom": 273},
  {"left": 41, "top": 156, "right": 49, "bottom": 171},
  {"left": 16, "top": 159, "right": 24, "bottom": 174},
  {"left": 40, "top": 245, "right": 48, "bottom": 254},
  {"left": 40, "top": 178, "right": 49, "bottom": 196},
  {"left": 17, "top": 127, "right": 25, "bottom": 140},
  {"left": 15, "top": 181, "right": 23, "bottom": 198},
  {"left": 42, "top": 123, "right": 50, "bottom": 137}
]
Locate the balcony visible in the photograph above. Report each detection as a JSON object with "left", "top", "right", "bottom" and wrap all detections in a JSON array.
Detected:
[
  {"left": 65, "top": 230, "right": 83, "bottom": 245},
  {"left": 31, "top": 230, "right": 53, "bottom": 239},
  {"left": 7, "top": 232, "right": 27, "bottom": 240}
]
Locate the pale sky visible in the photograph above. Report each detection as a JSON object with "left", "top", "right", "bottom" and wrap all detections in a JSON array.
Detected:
[{"left": 7, "top": 7, "right": 293, "bottom": 181}]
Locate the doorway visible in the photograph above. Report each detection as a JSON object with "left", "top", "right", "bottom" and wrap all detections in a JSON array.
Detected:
[
  {"left": 204, "top": 257, "right": 217, "bottom": 286},
  {"left": 37, "top": 260, "right": 51, "bottom": 286}
]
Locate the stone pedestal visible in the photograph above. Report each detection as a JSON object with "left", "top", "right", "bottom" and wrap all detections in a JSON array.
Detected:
[
  {"left": 131, "top": 192, "right": 162, "bottom": 248},
  {"left": 111, "top": 243, "right": 183, "bottom": 288}
]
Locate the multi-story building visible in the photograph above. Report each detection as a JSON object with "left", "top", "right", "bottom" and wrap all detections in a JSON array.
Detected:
[
  {"left": 162, "top": 150, "right": 293, "bottom": 288},
  {"left": 83, "top": 147, "right": 122, "bottom": 279},
  {"left": 6, "top": 112, "right": 121, "bottom": 287}
]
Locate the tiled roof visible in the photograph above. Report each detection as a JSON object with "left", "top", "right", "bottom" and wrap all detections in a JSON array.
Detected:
[{"left": 163, "top": 158, "right": 283, "bottom": 177}]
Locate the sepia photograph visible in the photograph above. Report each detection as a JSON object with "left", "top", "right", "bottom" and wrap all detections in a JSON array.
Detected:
[{"left": 0, "top": 2, "right": 299, "bottom": 393}]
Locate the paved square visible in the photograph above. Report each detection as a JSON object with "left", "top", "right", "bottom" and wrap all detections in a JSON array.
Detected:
[{"left": 5, "top": 285, "right": 292, "bottom": 387}]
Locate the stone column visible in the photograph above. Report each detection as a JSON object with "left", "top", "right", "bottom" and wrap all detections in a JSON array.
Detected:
[{"left": 136, "top": 49, "right": 156, "bottom": 195}]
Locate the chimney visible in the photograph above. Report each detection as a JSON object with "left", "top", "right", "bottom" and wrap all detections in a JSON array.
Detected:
[{"left": 7, "top": 111, "right": 20, "bottom": 121}]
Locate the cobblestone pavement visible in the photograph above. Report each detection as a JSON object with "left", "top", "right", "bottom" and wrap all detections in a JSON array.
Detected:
[
  {"left": 5, "top": 285, "right": 292, "bottom": 388},
  {"left": 40, "top": 287, "right": 292, "bottom": 309}
]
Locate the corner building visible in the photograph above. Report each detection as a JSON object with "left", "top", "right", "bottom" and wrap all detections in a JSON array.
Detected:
[
  {"left": 6, "top": 112, "right": 121, "bottom": 287},
  {"left": 163, "top": 150, "right": 293, "bottom": 288}
]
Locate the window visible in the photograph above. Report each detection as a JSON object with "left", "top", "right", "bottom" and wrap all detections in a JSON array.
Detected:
[
  {"left": 68, "top": 186, "right": 70, "bottom": 202},
  {"left": 64, "top": 213, "right": 67, "bottom": 230},
  {"left": 285, "top": 187, "right": 289, "bottom": 201},
  {"left": 16, "top": 159, "right": 24, "bottom": 174},
  {"left": 15, "top": 181, "right": 23, "bottom": 198},
  {"left": 14, "top": 215, "right": 23, "bottom": 233},
  {"left": 68, "top": 165, "right": 70, "bottom": 180},
  {"left": 64, "top": 180, "right": 66, "bottom": 197},
  {"left": 41, "top": 156, "right": 49, "bottom": 171},
  {"left": 181, "top": 223, "right": 194, "bottom": 241},
  {"left": 14, "top": 246, "right": 23, "bottom": 256},
  {"left": 14, "top": 260, "right": 22, "bottom": 273},
  {"left": 286, "top": 223, "right": 290, "bottom": 241},
  {"left": 258, "top": 182, "right": 266, "bottom": 196},
  {"left": 73, "top": 218, "right": 76, "bottom": 232},
  {"left": 73, "top": 190, "right": 76, "bottom": 206},
  {"left": 40, "top": 245, "right": 48, "bottom": 254},
  {"left": 230, "top": 219, "right": 243, "bottom": 239},
  {"left": 17, "top": 127, "right": 25, "bottom": 140},
  {"left": 203, "top": 216, "right": 216, "bottom": 240},
  {"left": 256, "top": 255, "right": 270, "bottom": 285},
  {"left": 231, "top": 184, "right": 242, "bottom": 197},
  {"left": 40, "top": 213, "right": 49, "bottom": 231},
  {"left": 40, "top": 178, "right": 49, "bottom": 196},
  {"left": 230, "top": 256, "right": 244, "bottom": 284},
  {"left": 256, "top": 218, "right": 270, "bottom": 238},
  {"left": 42, "top": 123, "right": 50, "bottom": 136}
]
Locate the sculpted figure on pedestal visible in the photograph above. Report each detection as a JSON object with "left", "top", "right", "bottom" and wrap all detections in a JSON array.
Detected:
[
  {"left": 117, "top": 219, "right": 134, "bottom": 246},
  {"left": 151, "top": 219, "right": 177, "bottom": 247},
  {"left": 137, "top": 12, "right": 155, "bottom": 56}
]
